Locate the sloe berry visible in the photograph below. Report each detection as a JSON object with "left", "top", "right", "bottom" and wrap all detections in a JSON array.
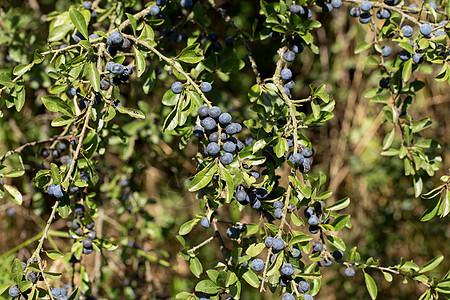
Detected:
[
  {"left": 198, "top": 105, "right": 209, "bottom": 118},
  {"left": 281, "top": 263, "right": 295, "bottom": 276},
  {"left": 149, "top": 5, "right": 160, "bottom": 16},
  {"left": 381, "top": 45, "right": 391, "bottom": 57},
  {"left": 420, "top": 23, "right": 432, "bottom": 36},
  {"left": 201, "top": 117, "right": 216, "bottom": 131},
  {"left": 333, "top": 249, "right": 344, "bottom": 260},
  {"left": 360, "top": 1, "right": 372, "bottom": 11},
  {"left": 208, "top": 106, "right": 221, "bottom": 119},
  {"left": 200, "top": 216, "right": 210, "bottom": 228},
  {"left": 298, "top": 280, "right": 310, "bottom": 293},
  {"left": 171, "top": 81, "right": 183, "bottom": 94},
  {"left": 402, "top": 25, "right": 414, "bottom": 37},
  {"left": 200, "top": 82, "right": 212, "bottom": 93},
  {"left": 282, "top": 293, "right": 295, "bottom": 300},
  {"left": 206, "top": 142, "right": 220, "bottom": 156},
  {"left": 220, "top": 153, "right": 234, "bottom": 165},
  {"left": 226, "top": 227, "right": 239, "bottom": 238},
  {"left": 284, "top": 51, "right": 295, "bottom": 62},
  {"left": 345, "top": 267, "right": 356, "bottom": 277},
  {"left": 218, "top": 113, "right": 232, "bottom": 126},
  {"left": 272, "top": 238, "right": 285, "bottom": 251},
  {"left": 251, "top": 258, "right": 264, "bottom": 272},
  {"left": 280, "top": 69, "right": 292, "bottom": 80}
]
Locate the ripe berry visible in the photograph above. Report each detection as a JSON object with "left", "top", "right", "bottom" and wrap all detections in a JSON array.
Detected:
[
  {"left": 413, "top": 53, "right": 423, "bottom": 64},
  {"left": 402, "top": 25, "right": 414, "bottom": 37},
  {"left": 379, "top": 78, "right": 390, "bottom": 89},
  {"left": 121, "top": 39, "right": 131, "bottom": 50},
  {"left": 100, "top": 79, "right": 111, "bottom": 90},
  {"left": 251, "top": 200, "right": 261, "bottom": 209},
  {"left": 235, "top": 189, "right": 248, "bottom": 203},
  {"left": 205, "top": 142, "right": 220, "bottom": 156},
  {"left": 359, "top": 12, "right": 371, "bottom": 24},
  {"left": 298, "top": 280, "right": 310, "bottom": 293},
  {"left": 420, "top": 23, "right": 432, "bottom": 36},
  {"left": 27, "top": 272, "right": 38, "bottom": 283},
  {"left": 333, "top": 249, "right": 344, "bottom": 260},
  {"left": 309, "top": 225, "right": 319, "bottom": 234},
  {"left": 399, "top": 50, "right": 411, "bottom": 61},
  {"left": 265, "top": 237, "right": 273, "bottom": 247},
  {"left": 110, "top": 63, "right": 124, "bottom": 75},
  {"left": 289, "top": 248, "right": 301, "bottom": 258},
  {"left": 304, "top": 295, "right": 314, "bottom": 300},
  {"left": 280, "top": 69, "right": 292, "bottom": 80},
  {"left": 208, "top": 106, "right": 221, "bottom": 118},
  {"left": 225, "top": 123, "right": 242, "bottom": 135},
  {"left": 8, "top": 285, "right": 20, "bottom": 298},
  {"left": 284, "top": 51, "right": 295, "bottom": 62},
  {"left": 223, "top": 141, "right": 236, "bottom": 153},
  {"left": 87, "top": 230, "right": 97, "bottom": 240},
  {"left": 360, "top": 1, "right": 372, "bottom": 12},
  {"left": 384, "top": 0, "right": 400, "bottom": 5},
  {"left": 200, "top": 216, "right": 210, "bottom": 228},
  {"left": 109, "top": 32, "right": 123, "bottom": 45},
  {"left": 73, "top": 32, "right": 84, "bottom": 43},
  {"left": 225, "top": 36, "right": 235, "bottom": 47},
  {"left": 331, "top": 0, "right": 342, "bottom": 8},
  {"left": 149, "top": 5, "right": 160, "bottom": 16},
  {"left": 251, "top": 258, "right": 264, "bottom": 272},
  {"left": 180, "top": 0, "right": 193, "bottom": 8},
  {"left": 41, "top": 148, "right": 50, "bottom": 158},
  {"left": 282, "top": 293, "right": 295, "bottom": 300},
  {"left": 82, "top": 238, "right": 92, "bottom": 248},
  {"left": 313, "top": 242, "right": 323, "bottom": 253},
  {"left": 345, "top": 267, "right": 356, "bottom": 277},
  {"left": 171, "top": 81, "right": 183, "bottom": 94},
  {"left": 272, "top": 238, "right": 285, "bottom": 251},
  {"left": 226, "top": 227, "right": 239, "bottom": 238},
  {"left": 83, "top": 1, "right": 93, "bottom": 10},
  {"left": 289, "top": 153, "right": 304, "bottom": 166},
  {"left": 193, "top": 126, "right": 205, "bottom": 138},
  {"left": 281, "top": 263, "right": 295, "bottom": 276},
  {"left": 290, "top": 5, "right": 303, "bottom": 14},
  {"left": 381, "top": 45, "right": 391, "bottom": 57},
  {"left": 350, "top": 7, "right": 361, "bottom": 17},
  {"left": 220, "top": 152, "right": 234, "bottom": 165},
  {"left": 376, "top": 8, "right": 391, "bottom": 19},
  {"left": 218, "top": 113, "right": 232, "bottom": 126},
  {"left": 308, "top": 215, "right": 319, "bottom": 226},
  {"left": 52, "top": 288, "right": 61, "bottom": 297},
  {"left": 200, "top": 82, "right": 212, "bottom": 93},
  {"left": 201, "top": 117, "right": 217, "bottom": 131},
  {"left": 198, "top": 106, "right": 209, "bottom": 119}
]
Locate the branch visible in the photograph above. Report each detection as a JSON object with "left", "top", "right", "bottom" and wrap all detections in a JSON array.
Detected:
[{"left": 124, "top": 34, "right": 212, "bottom": 108}]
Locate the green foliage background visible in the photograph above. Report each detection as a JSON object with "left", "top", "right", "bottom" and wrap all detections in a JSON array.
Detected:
[{"left": 0, "top": 0, "right": 448, "bottom": 299}]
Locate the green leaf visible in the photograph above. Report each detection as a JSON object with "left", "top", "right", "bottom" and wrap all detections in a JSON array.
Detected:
[
  {"left": 178, "top": 50, "right": 204, "bottom": 64},
  {"left": 364, "top": 273, "right": 378, "bottom": 300},
  {"left": 275, "top": 138, "right": 288, "bottom": 158},
  {"left": 383, "top": 129, "right": 395, "bottom": 150},
  {"left": 67, "top": 288, "right": 80, "bottom": 300},
  {"left": 189, "top": 257, "right": 203, "bottom": 278},
  {"left": 13, "top": 63, "right": 34, "bottom": 77},
  {"left": 11, "top": 258, "right": 23, "bottom": 284},
  {"left": 328, "top": 197, "right": 350, "bottom": 211},
  {"left": 195, "top": 280, "right": 221, "bottom": 294},
  {"left": 116, "top": 106, "right": 145, "bottom": 119},
  {"left": 411, "top": 118, "right": 432, "bottom": 133},
  {"left": 402, "top": 59, "right": 413, "bottom": 82},
  {"left": 418, "top": 256, "right": 444, "bottom": 274},
  {"left": 49, "top": 24, "right": 74, "bottom": 42},
  {"left": 245, "top": 243, "right": 265, "bottom": 257},
  {"left": 46, "top": 250, "right": 63, "bottom": 260},
  {"left": 87, "top": 62, "right": 100, "bottom": 92},
  {"left": 15, "top": 84, "right": 26, "bottom": 112},
  {"left": 188, "top": 163, "right": 218, "bottom": 192},
  {"left": 290, "top": 233, "right": 312, "bottom": 244},
  {"left": 126, "top": 13, "right": 137, "bottom": 36},
  {"left": 242, "top": 270, "right": 260, "bottom": 288},
  {"left": 133, "top": 46, "right": 146, "bottom": 77},
  {"left": 355, "top": 42, "right": 372, "bottom": 54},
  {"left": 381, "top": 148, "right": 400, "bottom": 156},
  {"left": 0, "top": 284, "right": 10, "bottom": 295},
  {"left": 179, "top": 218, "right": 199, "bottom": 235},
  {"left": 382, "top": 271, "right": 393, "bottom": 282},
  {"left": 42, "top": 96, "right": 73, "bottom": 116},
  {"left": 69, "top": 8, "right": 88, "bottom": 39},
  {"left": 326, "top": 235, "right": 346, "bottom": 251},
  {"left": 142, "top": 66, "right": 156, "bottom": 94},
  {"left": 5, "top": 170, "right": 25, "bottom": 178},
  {"left": 4, "top": 184, "right": 23, "bottom": 205},
  {"left": 18, "top": 281, "right": 33, "bottom": 292}
]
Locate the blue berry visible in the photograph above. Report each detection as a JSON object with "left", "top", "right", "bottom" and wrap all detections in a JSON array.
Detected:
[
  {"left": 225, "top": 123, "right": 242, "bottom": 135},
  {"left": 52, "top": 288, "right": 61, "bottom": 297},
  {"left": 198, "top": 105, "right": 209, "bottom": 118},
  {"left": 399, "top": 50, "right": 411, "bottom": 61},
  {"left": 274, "top": 208, "right": 283, "bottom": 219},
  {"left": 208, "top": 106, "right": 221, "bottom": 118},
  {"left": 289, "top": 153, "right": 304, "bottom": 166},
  {"left": 171, "top": 81, "right": 183, "bottom": 94},
  {"left": 402, "top": 25, "right": 414, "bottom": 37},
  {"left": 333, "top": 249, "right": 344, "bottom": 260},
  {"left": 413, "top": 53, "right": 423, "bottom": 64},
  {"left": 82, "top": 238, "right": 92, "bottom": 248},
  {"left": 379, "top": 78, "right": 390, "bottom": 89},
  {"left": 420, "top": 23, "right": 432, "bottom": 36},
  {"left": 280, "top": 69, "right": 293, "bottom": 80},
  {"left": 156, "top": 0, "right": 167, "bottom": 5},
  {"left": 225, "top": 36, "right": 235, "bottom": 47},
  {"left": 87, "top": 230, "right": 97, "bottom": 240},
  {"left": 270, "top": 253, "right": 278, "bottom": 264},
  {"left": 220, "top": 153, "right": 234, "bottom": 165},
  {"left": 106, "top": 61, "right": 115, "bottom": 72},
  {"left": 331, "top": 0, "right": 342, "bottom": 8},
  {"left": 251, "top": 258, "right": 264, "bottom": 272},
  {"left": 89, "top": 34, "right": 99, "bottom": 44},
  {"left": 251, "top": 200, "right": 261, "bottom": 209},
  {"left": 180, "top": 0, "right": 193, "bottom": 8},
  {"left": 360, "top": 1, "right": 372, "bottom": 12},
  {"left": 381, "top": 45, "right": 391, "bottom": 57},
  {"left": 384, "top": 0, "right": 400, "bottom": 5},
  {"left": 292, "top": 43, "right": 304, "bottom": 54},
  {"left": 83, "top": 1, "right": 93, "bottom": 9},
  {"left": 308, "top": 215, "right": 319, "bottom": 225},
  {"left": 244, "top": 136, "right": 254, "bottom": 146},
  {"left": 321, "top": 258, "right": 333, "bottom": 267},
  {"left": 408, "top": 3, "right": 419, "bottom": 13},
  {"left": 284, "top": 80, "right": 295, "bottom": 90},
  {"left": 272, "top": 238, "right": 285, "bottom": 251},
  {"left": 298, "top": 280, "right": 310, "bottom": 293},
  {"left": 193, "top": 126, "right": 204, "bottom": 138},
  {"left": 435, "top": 30, "right": 445, "bottom": 37},
  {"left": 376, "top": 8, "right": 391, "bottom": 19},
  {"left": 345, "top": 267, "right": 356, "bottom": 277},
  {"left": 200, "top": 82, "right": 212, "bottom": 93},
  {"left": 149, "top": 5, "right": 160, "bottom": 16},
  {"left": 359, "top": 12, "right": 371, "bottom": 24},
  {"left": 284, "top": 51, "right": 295, "bottom": 62},
  {"left": 281, "top": 263, "right": 295, "bottom": 276},
  {"left": 73, "top": 32, "right": 84, "bottom": 43},
  {"left": 265, "top": 237, "right": 273, "bottom": 247},
  {"left": 110, "top": 63, "right": 124, "bottom": 75},
  {"left": 100, "top": 79, "right": 110, "bottom": 90},
  {"left": 200, "top": 216, "right": 210, "bottom": 228},
  {"left": 274, "top": 200, "right": 284, "bottom": 209},
  {"left": 109, "top": 32, "right": 123, "bottom": 45},
  {"left": 427, "top": 1, "right": 438, "bottom": 11},
  {"left": 313, "top": 242, "right": 323, "bottom": 253},
  {"left": 322, "top": 3, "right": 333, "bottom": 13},
  {"left": 290, "top": 5, "right": 303, "bottom": 13},
  {"left": 255, "top": 187, "right": 268, "bottom": 199},
  {"left": 236, "top": 189, "right": 248, "bottom": 203},
  {"left": 206, "top": 142, "right": 220, "bottom": 156},
  {"left": 219, "top": 113, "right": 232, "bottom": 126},
  {"left": 9, "top": 285, "right": 20, "bottom": 298},
  {"left": 289, "top": 248, "right": 301, "bottom": 258},
  {"left": 282, "top": 293, "right": 295, "bottom": 300},
  {"left": 223, "top": 141, "right": 236, "bottom": 153},
  {"left": 309, "top": 225, "right": 319, "bottom": 234},
  {"left": 304, "top": 295, "right": 314, "bottom": 300},
  {"left": 350, "top": 7, "right": 361, "bottom": 17}
]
